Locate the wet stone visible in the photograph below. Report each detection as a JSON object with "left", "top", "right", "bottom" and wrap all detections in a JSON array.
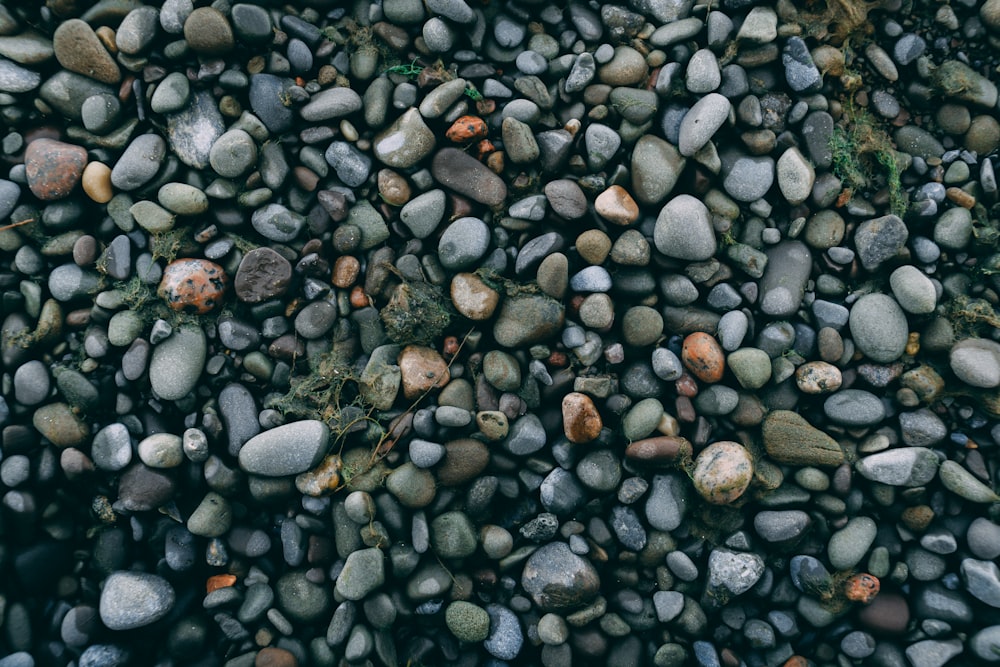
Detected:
[{"left": 25, "top": 139, "right": 87, "bottom": 201}]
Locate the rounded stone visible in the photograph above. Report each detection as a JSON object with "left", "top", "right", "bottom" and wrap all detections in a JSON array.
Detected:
[
  {"left": 521, "top": 542, "right": 601, "bottom": 612},
  {"left": 183, "top": 7, "right": 234, "bottom": 55},
  {"left": 849, "top": 293, "right": 908, "bottom": 363},
  {"left": 158, "top": 259, "right": 228, "bottom": 315},
  {"left": 446, "top": 602, "right": 490, "bottom": 642},
  {"left": 99, "top": 572, "right": 175, "bottom": 630},
  {"left": 691, "top": 441, "right": 754, "bottom": 505}
]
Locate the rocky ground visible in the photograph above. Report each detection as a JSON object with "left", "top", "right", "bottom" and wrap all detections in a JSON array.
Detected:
[{"left": 3, "top": 0, "right": 1000, "bottom": 665}]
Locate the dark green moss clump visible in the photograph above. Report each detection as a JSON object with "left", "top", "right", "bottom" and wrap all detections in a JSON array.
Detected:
[{"left": 380, "top": 280, "right": 453, "bottom": 346}]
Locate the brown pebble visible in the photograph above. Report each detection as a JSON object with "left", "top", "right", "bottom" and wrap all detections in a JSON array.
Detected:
[
  {"left": 292, "top": 166, "right": 319, "bottom": 192},
  {"left": 817, "top": 327, "right": 844, "bottom": 363},
  {"left": 377, "top": 169, "right": 411, "bottom": 206},
  {"left": 857, "top": 592, "right": 909, "bottom": 635},
  {"left": 624, "top": 436, "right": 693, "bottom": 465},
  {"left": 594, "top": 185, "right": 639, "bottom": 225},
  {"left": 900, "top": 504, "right": 935, "bottom": 532},
  {"left": 25, "top": 138, "right": 88, "bottom": 201},
  {"left": 295, "top": 454, "right": 342, "bottom": 497},
  {"left": 255, "top": 647, "right": 298, "bottom": 667},
  {"left": 158, "top": 258, "right": 228, "bottom": 314},
  {"left": 435, "top": 438, "right": 490, "bottom": 486},
  {"left": 946, "top": 186, "right": 975, "bottom": 209},
  {"left": 450, "top": 272, "right": 500, "bottom": 321},
  {"left": 398, "top": 345, "right": 450, "bottom": 400},
  {"left": 72, "top": 235, "right": 98, "bottom": 266},
  {"left": 562, "top": 392, "right": 603, "bottom": 444},
  {"left": 183, "top": 7, "right": 235, "bottom": 55},
  {"left": 332, "top": 256, "right": 360, "bottom": 288},
  {"left": 681, "top": 332, "right": 725, "bottom": 383},
  {"left": 53, "top": 18, "right": 121, "bottom": 84}
]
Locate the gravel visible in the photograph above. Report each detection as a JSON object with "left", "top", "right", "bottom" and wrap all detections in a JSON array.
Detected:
[{"left": 5, "top": 1, "right": 1000, "bottom": 665}]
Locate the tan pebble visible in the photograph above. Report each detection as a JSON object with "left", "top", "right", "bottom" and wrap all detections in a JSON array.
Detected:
[
  {"left": 476, "top": 410, "right": 509, "bottom": 441},
  {"left": 576, "top": 229, "right": 611, "bottom": 265},
  {"left": 594, "top": 185, "right": 640, "bottom": 225},
  {"left": 692, "top": 440, "right": 753, "bottom": 505},
  {"left": 398, "top": 345, "right": 450, "bottom": 400},
  {"left": 82, "top": 161, "right": 113, "bottom": 203},
  {"left": 946, "top": 186, "right": 975, "bottom": 209},
  {"left": 562, "top": 392, "right": 603, "bottom": 443},
  {"left": 377, "top": 169, "right": 411, "bottom": 206},
  {"left": 795, "top": 361, "right": 843, "bottom": 394},
  {"left": 450, "top": 272, "right": 500, "bottom": 320}
]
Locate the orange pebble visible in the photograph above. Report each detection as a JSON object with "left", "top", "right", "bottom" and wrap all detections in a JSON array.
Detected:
[
  {"left": 445, "top": 115, "right": 488, "bottom": 143},
  {"left": 681, "top": 332, "right": 725, "bottom": 383},
  {"left": 442, "top": 335, "right": 460, "bottom": 358},
  {"left": 844, "top": 573, "right": 880, "bottom": 604},
  {"left": 207, "top": 574, "right": 237, "bottom": 593},
  {"left": 349, "top": 285, "right": 371, "bottom": 309},
  {"left": 782, "top": 658, "right": 810, "bottom": 667}
]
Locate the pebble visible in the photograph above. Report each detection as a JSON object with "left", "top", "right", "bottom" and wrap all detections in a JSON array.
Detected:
[
  {"left": 209, "top": 129, "right": 257, "bottom": 178},
  {"left": 692, "top": 441, "right": 753, "bottom": 504},
  {"left": 849, "top": 293, "right": 909, "bottom": 363},
  {"left": 562, "top": 392, "right": 603, "bottom": 443},
  {"left": 110, "top": 134, "right": 166, "bottom": 191},
  {"left": 431, "top": 148, "right": 507, "bottom": 207},
  {"left": 950, "top": 338, "right": 1000, "bottom": 387},
  {"left": 762, "top": 410, "right": 844, "bottom": 466},
  {"left": 679, "top": 93, "right": 731, "bottom": 157},
  {"left": 681, "top": 332, "right": 725, "bottom": 383},
  {"left": 437, "top": 216, "right": 489, "bottom": 270},
  {"left": 158, "top": 259, "right": 227, "bottom": 314},
  {"left": 521, "top": 542, "right": 601, "bottom": 612},
  {"left": 53, "top": 19, "right": 119, "bottom": 84},
  {"left": 856, "top": 447, "right": 940, "bottom": 487},
  {"left": 445, "top": 602, "right": 490, "bottom": 642},
  {"left": 374, "top": 108, "right": 436, "bottom": 169},
  {"left": 25, "top": 139, "right": 87, "bottom": 201},
  {"left": 654, "top": 194, "right": 716, "bottom": 261},
  {"left": 149, "top": 326, "right": 206, "bottom": 401},
  {"left": 99, "top": 572, "right": 175, "bottom": 630},
  {"left": 336, "top": 548, "right": 385, "bottom": 600}
]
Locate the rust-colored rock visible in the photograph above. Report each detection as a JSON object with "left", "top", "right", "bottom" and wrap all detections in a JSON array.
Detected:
[
  {"left": 562, "top": 392, "right": 603, "bottom": 443},
  {"left": 445, "top": 115, "right": 488, "bottom": 143},
  {"left": 206, "top": 574, "right": 237, "bottom": 593},
  {"left": 624, "top": 436, "right": 693, "bottom": 465},
  {"left": 844, "top": 573, "right": 880, "bottom": 604},
  {"left": 158, "top": 258, "right": 228, "bottom": 314},
  {"left": 398, "top": 345, "right": 450, "bottom": 400},
  {"left": 25, "top": 138, "right": 87, "bottom": 201},
  {"left": 681, "top": 331, "right": 725, "bottom": 383},
  {"left": 594, "top": 185, "right": 640, "bottom": 225},
  {"left": 255, "top": 647, "right": 298, "bottom": 667}
]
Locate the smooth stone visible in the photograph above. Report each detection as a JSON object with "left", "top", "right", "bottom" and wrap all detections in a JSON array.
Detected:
[
  {"left": 53, "top": 19, "right": 120, "bottom": 84},
  {"left": 849, "top": 293, "right": 908, "bottom": 363},
  {"left": 249, "top": 73, "right": 294, "bottom": 134},
  {"left": 678, "top": 93, "right": 731, "bottom": 157},
  {"left": 759, "top": 241, "right": 811, "bottom": 317},
  {"left": 856, "top": 447, "right": 940, "bottom": 486},
  {"left": 654, "top": 194, "right": 716, "bottom": 261},
  {"left": 33, "top": 402, "right": 89, "bottom": 447},
  {"left": 149, "top": 326, "right": 206, "bottom": 401},
  {"left": 373, "top": 108, "right": 436, "bottom": 169},
  {"left": 111, "top": 134, "right": 166, "bottom": 191},
  {"left": 209, "top": 129, "right": 257, "bottom": 178},
  {"left": 0, "top": 57, "right": 41, "bottom": 93},
  {"left": 950, "top": 338, "right": 1000, "bottom": 388},
  {"left": 186, "top": 492, "right": 232, "bottom": 537},
  {"left": 325, "top": 141, "right": 371, "bottom": 188},
  {"left": 39, "top": 71, "right": 114, "bottom": 119},
  {"left": 431, "top": 147, "right": 507, "bottom": 207},
  {"left": 300, "top": 87, "right": 363, "bottom": 121},
  {"left": 776, "top": 147, "right": 814, "bottom": 205},
  {"left": 437, "top": 217, "right": 489, "bottom": 270},
  {"left": 521, "top": 542, "right": 600, "bottom": 611},
  {"left": 116, "top": 6, "right": 159, "bottom": 55},
  {"left": 446, "top": 602, "right": 490, "bottom": 642},
  {"left": 824, "top": 389, "right": 886, "bottom": 426},
  {"left": 99, "top": 572, "right": 175, "bottom": 630},
  {"left": 829, "top": 517, "right": 877, "bottom": 570},
  {"left": 25, "top": 139, "right": 87, "bottom": 201},
  {"left": 183, "top": 7, "right": 234, "bottom": 55},
  {"left": 493, "top": 294, "right": 564, "bottom": 347},
  {"left": 692, "top": 441, "right": 753, "bottom": 504},
  {"left": 150, "top": 72, "right": 189, "bottom": 114},
  {"left": 238, "top": 420, "right": 330, "bottom": 476},
  {"left": 336, "top": 548, "right": 385, "bottom": 600},
  {"left": 484, "top": 605, "right": 523, "bottom": 661},
  {"left": 721, "top": 150, "right": 775, "bottom": 202}
]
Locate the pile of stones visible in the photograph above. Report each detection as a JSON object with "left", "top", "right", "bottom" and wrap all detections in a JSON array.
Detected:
[{"left": 3, "top": 0, "right": 1000, "bottom": 665}]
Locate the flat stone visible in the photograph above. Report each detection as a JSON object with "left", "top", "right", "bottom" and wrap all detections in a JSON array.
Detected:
[
  {"left": 849, "top": 293, "right": 908, "bottom": 363},
  {"left": 111, "top": 134, "right": 166, "bottom": 191},
  {"left": 167, "top": 90, "right": 225, "bottom": 169},
  {"left": 53, "top": 19, "right": 119, "bottom": 84},
  {"left": 950, "top": 338, "right": 1000, "bottom": 388},
  {"left": 238, "top": 420, "right": 330, "bottom": 476},
  {"left": 521, "top": 542, "right": 600, "bottom": 611},
  {"left": 679, "top": 93, "right": 730, "bottom": 157},
  {"left": 374, "top": 107, "right": 436, "bottom": 169},
  {"left": 856, "top": 447, "right": 940, "bottom": 486},
  {"left": 654, "top": 194, "right": 716, "bottom": 260},
  {"left": 762, "top": 410, "right": 844, "bottom": 466},
  {"left": 149, "top": 326, "right": 206, "bottom": 401},
  {"left": 854, "top": 214, "right": 909, "bottom": 270},
  {"left": 493, "top": 294, "right": 564, "bottom": 347},
  {"left": 300, "top": 87, "right": 363, "bottom": 121},
  {"left": 336, "top": 548, "right": 385, "bottom": 600}
]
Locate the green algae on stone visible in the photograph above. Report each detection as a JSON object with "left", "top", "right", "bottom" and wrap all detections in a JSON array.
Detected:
[{"left": 762, "top": 410, "right": 845, "bottom": 466}]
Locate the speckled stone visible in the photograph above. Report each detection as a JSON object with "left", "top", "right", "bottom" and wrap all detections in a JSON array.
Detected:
[
  {"left": 157, "top": 258, "right": 228, "bottom": 314},
  {"left": 25, "top": 139, "right": 87, "bottom": 201}
]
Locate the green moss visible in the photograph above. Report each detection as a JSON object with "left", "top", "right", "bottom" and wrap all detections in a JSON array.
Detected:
[
  {"left": 830, "top": 106, "right": 908, "bottom": 218},
  {"left": 380, "top": 279, "right": 453, "bottom": 346}
]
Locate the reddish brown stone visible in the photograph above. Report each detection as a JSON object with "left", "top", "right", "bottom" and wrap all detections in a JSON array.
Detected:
[
  {"left": 445, "top": 115, "right": 488, "bottom": 143},
  {"left": 857, "top": 592, "right": 909, "bottom": 635},
  {"left": 25, "top": 138, "right": 87, "bottom": 201},
  {"left": 624, "top": 436, "right": 693, "bottom": 465},
  {"left": 255, "top": 647, "right": 298, "bottom": 667},
  {"left": 158, "top": 258, "right": 228, "bottom": 314},
  {"left": 681, "top": 332, "right": 725, "bottom": 383},
  {"left": 562, "top": 392, "right": 603, "bottom": 443},
  {"left": 844, "top": 573, "right": 880, "bottom": 604}
]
